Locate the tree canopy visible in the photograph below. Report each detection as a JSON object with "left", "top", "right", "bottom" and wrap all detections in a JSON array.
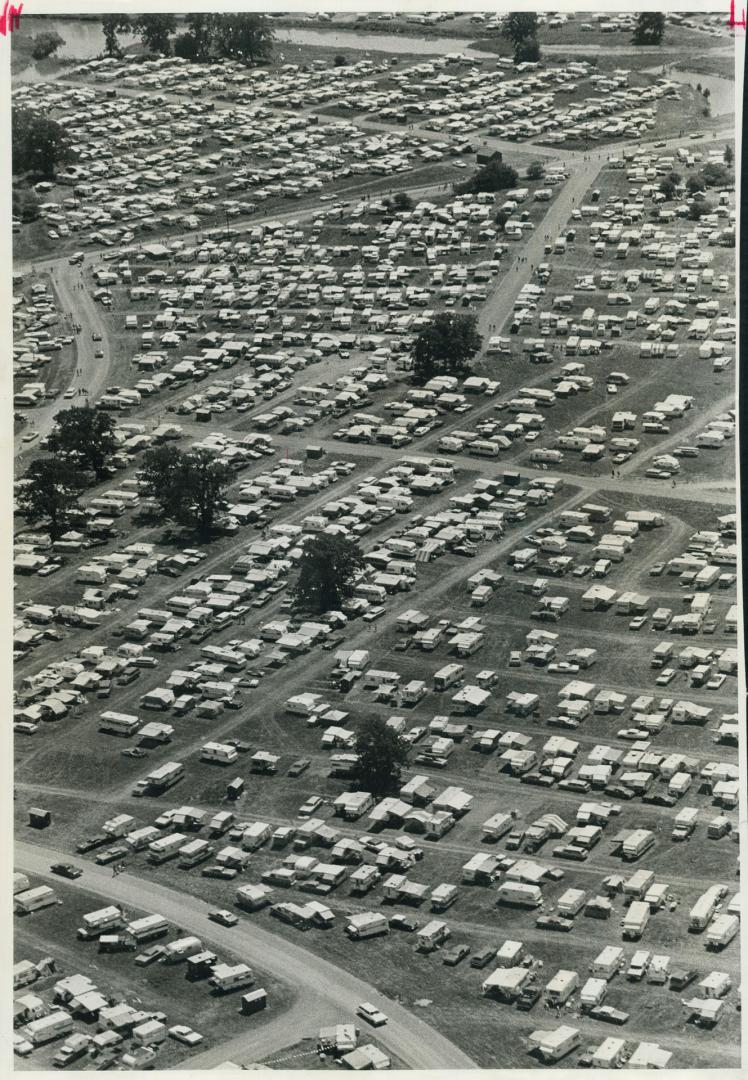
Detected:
[
  {"left": 12, "top": 108, "right": 76, "bottom": 180},
  {"left": 46, "top": 406, "right": 117, "bottom": 480},
  {"left": 632, "top": 13, "right": 666, "bottom": 45},
  {"left": 514, "top": 36, "right": 541, "bottom": 64},
  {"left": 132, "top": 14, "right": 177, "bottom": 55},
  {"left": 101, "top": 15, "right": 132, "bottom": 57},
  {"left": 31, "top": 31, "right": 65, "bottom": 60},
  {"left": 455, "top": 153, "right": 519, "bottom": 196},
  {"left": 352, "top": 715, "right": 409, "bottom": 797},
  {"left": 412, "top": 312, "right": 482, "bottom": 384},
  {"left": 212, "top": 13, "right": 275, "bottom": 65},
  {"left": 502, "top": 13, "right": 539, "bottom": 46},
  {"left": 526, "top": 161, "right": 545, "bottom": 181},
  {"left": 658, "top": 171, "right": 681, "bottom": 200},
  {"left": 292, "top": 533, "right": 364, "bottom": 614},
  {"left": 139, "top": 445, "right": 232, "bottom": 539},
  {"left": 17, "top": 459, "right": 84, "bottom": 540}
]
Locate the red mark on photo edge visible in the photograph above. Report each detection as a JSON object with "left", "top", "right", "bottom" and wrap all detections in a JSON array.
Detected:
[
  {"left": 728, "top": 0, "right": 747, "bottom": 31},
  {"left": 0, "top": 1, "right": 23, "bottom": 36}
]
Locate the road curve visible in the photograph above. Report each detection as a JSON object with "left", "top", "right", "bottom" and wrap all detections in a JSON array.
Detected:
[{"left": 16, "top": 840, "right": 478, "bottom": 1070}]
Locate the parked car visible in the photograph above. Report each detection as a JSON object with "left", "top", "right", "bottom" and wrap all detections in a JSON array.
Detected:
[
  {"left": 288, "top": 758, "right": 310, "bottom": 777},
  {"left": 442, "top": 944, "right": 470, "bottom": 966},
  {"left": 516, "top": 986, "right": 542, "bottom": 1011}
]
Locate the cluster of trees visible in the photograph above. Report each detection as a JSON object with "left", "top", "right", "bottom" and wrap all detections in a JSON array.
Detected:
[
  {"left": 413, "top": 312, "right": 482, "bottom": 384},
  {"left": 102, "top": 12, "right": 274, "bottom": 64},
  {"left": 17, "top": 408, "right": 238, "bottom": 543},
  {"left": 632, "top": 14, "right": 666, "bottom": 46},
  {"left": 12, "top": 108, "right": 75, "bottom": 180},
  {"left": 17, "top": 407, "right": 117, "bottom": 539},
  {"left": 502, "top": 13, "right": 541, "bottom": 64},
  {"left": 13, "top": 185, "right": 41, "bottom": 223},
  {"left": 454, "top": 152, "right": 519, "bottom": 197}
]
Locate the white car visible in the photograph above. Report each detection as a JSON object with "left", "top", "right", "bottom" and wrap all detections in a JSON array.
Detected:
[
  {"left": 706, "top": 674, "right": 726, "bottom": 690},
  {"left": 169, "top": 1026, "right": 204, "bottom": 1047},
  {"left": 357, "top": 1002, "right": 388, "bottom": 1027},
  {"left": 14, "top": 1034, "right": 33, "bottom": 1056},
  {"left": 298, "top": 796, "right": 324, "bottom": 818},
  {"left": 14, "top": 722, "right": 38, "bottom": 735}
]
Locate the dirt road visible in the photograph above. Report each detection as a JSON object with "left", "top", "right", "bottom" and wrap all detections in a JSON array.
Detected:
[{"left": 16, "top": 840, "right": 478, "bottom": 1071}]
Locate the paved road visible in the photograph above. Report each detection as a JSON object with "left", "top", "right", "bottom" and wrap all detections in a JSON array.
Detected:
[{"left": 16, "top": 840, "right": 478, "bottom": 1071}]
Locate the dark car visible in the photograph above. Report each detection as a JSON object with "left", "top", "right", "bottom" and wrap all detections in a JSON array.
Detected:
[
  {"left": 288, "top": 758, "right": 311, "bottom": 778},
  {"left": 50, "top": 863, "right": 82, "bottom": 879},
  {"left": 470, "top": 946, "right": 497, "bottom": 969},
  {"left": 669, "top": 968, "right": 697, "bottom": 991},
  {"left": 122, "top": 747, "right": 147, "bottom": 759},
  {"left": 516, "top": 986, "right": 542, "bottom": 1011},
  {"left": 605, "top": 784, "right": 636, "bottom": 801},
  {"left": 388, "top": 914, "right": 419, "bottom": 932},
  {"left": 589, "top": 1006, "right": 629, "bottom": 1025},
  {"left": 442, "top": 944, "right": 470, "bottom": 967},
  {"left": 75, "top": 834, "right": 108, "bottom": 854},
  {"left": 643, "top": 791, "right": 677, "bottom": 808}
]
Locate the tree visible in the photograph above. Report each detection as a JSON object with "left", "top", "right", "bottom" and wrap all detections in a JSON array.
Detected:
[
  {"left": 186, "top": 13, "right": 215, "bottom": 60},
  {"left": 13, "top": 108, "right": 76, "bottom": 180},
  {"left": 413, "top": 312, "right": 482, "bottom": 385},
  {"left": 13, "top": 185, "right": 41, "bottom": 222},
  {"left": 132, "top": 14, "right": 176, "bottom": 55},
  {"left": 502, "top": 13, "right": 539, "bottom": 47},
  {"left": 495, "top": 209, "right": 509, "bottom": 232},
  {"left": 46, "top": 406, "right": 117, "bottom": 479},
  {"left": 687, "top": 198, "right": 714, "bottom": 221},
  {"left": 701, "top": 162, "right": 732, "bottom": 187},
  {"left": 514, "top": 36, "right": 541, "bottom": 63},
  {"left": 455, "top": 153, "right": 518, "bottom": 196},
  {"left": 632, "top": 13, "right": 665, "bottom": 45},
  {"left": 724, "top": 144, "right": 734, "bottom": 166},
  {"left": 213, "top": 13, "right": 275, "bottom": 65},
  {"left": 292, "top": 533, "right": 364, "bottom": 614},
  {"left": 101, "top": 15, "right": 131, "bottom": 57},
  {"left": 526, "top": 160, "right": 545, "bottom": 181},
  {"left": 686, "top": 173, "right": 706, "bottom": 195},
  {"left": 352, "top": 715, "right": 409, "bottom": 797},
  {"left": 17, "top": 459, "right": 84, "bottom": 540},
  {"left": 139, "top": 445, "right": 231, "bottom": 539},
  {"left": 31, "top": 32, "right": 65, "bottom": 60},
  {"left": 391, "top": 192, "right": 414, "bottom": 213},
  {"left": 333, "top": 54, "right": 347, "bottom": 66},
  {"left": 658, "top": 171, "right": 681, "bottom": 200}
]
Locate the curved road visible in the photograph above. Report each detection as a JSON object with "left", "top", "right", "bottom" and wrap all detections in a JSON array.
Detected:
[{"left": 16, "top": 840, "right": 478, "bottom": 1071}]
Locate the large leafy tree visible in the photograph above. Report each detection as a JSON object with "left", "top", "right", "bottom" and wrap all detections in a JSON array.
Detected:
[
  {"left": 213, "top": 13, "right": 275, "bottom": 64},
  {"left": 292, "top": 534, "right": 364, "bottom": 614},
  {"left": 632, "top": 14, "right": 666, "bottom": 45},
  {"left": 17, "top": 459, "right": 84, "bottom": 540},
  {"left": 139, "top": 445, "right": 231, "bottom": 539},
  {"left": 455, "top": 153, "right": 519, "bottom": 196},
  {"left": 514, "top": 36, "right": 541, "bottom": 63},
  {"left": 352, "top": 716, "right": 409, "bottom": 797},
  {"left": 132, "top": 14, "right": 177, "bottom": 56},
  {"left": 101, "top": 15, "right": 131, "bottom": 57},
  {"left": 412, "top": 312, "right": 482, "bottom": 385},
  {"left": 46, "top": 406, "right": 117, "bottom": 480},
  {"left": 502, "top": 13, "right": 539, "bottom": 46},
  {"left": 31, "top": 32, "right": 65, "bottom": 60},
  {"left": 12, "top": 108, "right": 76, "bottom": 180}
]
